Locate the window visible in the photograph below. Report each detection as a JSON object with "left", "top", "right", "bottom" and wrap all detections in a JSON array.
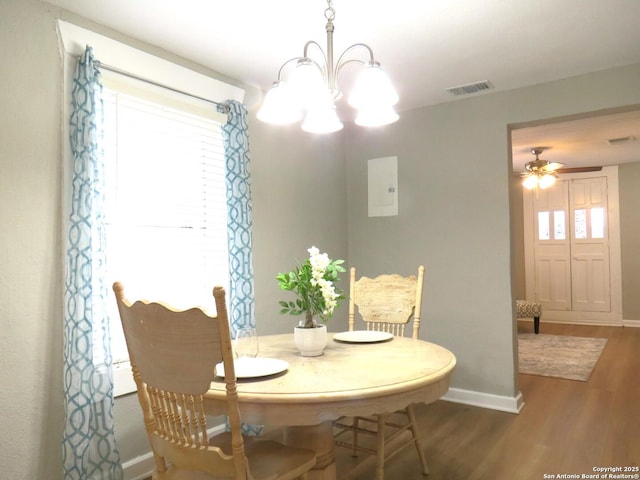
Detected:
[
  {"left": 553, "top": 210, "right": 566, "bottom": 240},
  {"left": 591, "top": 207, "right": 605, "bottom": 239},
  {"left": 58, "top": 20, "right": 245, "bottom": 396},
  {"left": 102, "top": 74, "right": 230, "bottom": 394},
  {"left": 574, "top": 209, "right": 587, "bottom": 239},
  {"left": 538, "top": 211, "right": 550, "bottom": 240},
  {"left": 538, "top": 210, "right": 566, "bottom": 241},
  {"left": 574, "top": 207, "right": 606, "bottom": 240}
]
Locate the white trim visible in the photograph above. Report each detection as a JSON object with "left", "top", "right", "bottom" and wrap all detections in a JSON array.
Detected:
[
  {"left": 623, "top": 319, "right": 640, "bottom": 328},
  {"left": 101, "top": 71, "right": 227, "bottom": 124},
  {"left": 113, "top": 361, "right": 136, "bottom": 397},
  {"left": 519, "top": 317, "right": 640, "bottom": 328},
  {"left": 56, "top": 20, "right": 244, "bottom": 105},
  {"left": 520, "top": 317, "right": 621, "bottom": 328},
  {"left": 122, "top": 423, "right": 227, "bottom": 480},
  {"left": 536, "top": 311, "right": 623, "bottom": 326},
  {"left": 121, "top": 451, "right": 155, "bottom": 480},
  {"left": 441, "top": 388, "right": 524, "bottom": 414}
]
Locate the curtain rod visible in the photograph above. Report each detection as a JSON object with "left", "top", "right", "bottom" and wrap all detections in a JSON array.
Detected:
[{"left": 90, "top": 59, "right": 230, "bottom": 113}]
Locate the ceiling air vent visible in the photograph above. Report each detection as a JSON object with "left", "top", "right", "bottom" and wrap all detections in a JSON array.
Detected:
[
  {"left": 446, "top": 80, "right": 493, "bottom": 96},
  {"left": 607, "top": 135, "right": 636, "bottom": 145}
]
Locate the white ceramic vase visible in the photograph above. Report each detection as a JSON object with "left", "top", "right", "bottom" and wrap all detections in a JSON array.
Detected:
[{"left": 293, "top": 324, "right": 327, "bottom": 357}]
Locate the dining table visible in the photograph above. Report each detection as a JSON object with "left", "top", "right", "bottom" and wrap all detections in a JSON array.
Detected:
[{"left": 204, "top": 332, "right": 456, "bottom": 480}]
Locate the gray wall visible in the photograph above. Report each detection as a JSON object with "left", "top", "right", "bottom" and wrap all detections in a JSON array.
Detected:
[
  {"left": 342, "top": 65, "right": 640, "bottom": 396},
  {"left": 248, "top": 122, "right": 348, "bottom": 336},
  {"left": 619, "top": 161, "right": 640, "bottom": 320},
  {"left": 1, "top": 0, "right": 65, "bottom": 478},
  {"left": 2, "top": 0, "right": 640, "bottom": 478},
  {"left": 344, "top": 102, "right": 517, "bottom": 396},
  {"left": 510, "top": 175, "right": 527, "bottom": 299}
]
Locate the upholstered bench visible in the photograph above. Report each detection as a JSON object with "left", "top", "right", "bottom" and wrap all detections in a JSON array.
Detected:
[{"left": 516, "top": 299, "right": 542, "bottom": 334}]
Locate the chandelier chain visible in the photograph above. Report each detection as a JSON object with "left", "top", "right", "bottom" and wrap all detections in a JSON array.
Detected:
[{"left": 325, "top": 0, "right": 336, "bottom": 22}]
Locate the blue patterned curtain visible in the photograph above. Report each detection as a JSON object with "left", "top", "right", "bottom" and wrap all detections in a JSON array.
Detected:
[
  {"left": 220, "top": 101, "right": 261, "bottom": 436},
  {"left": 221, "top": 101, "right": 256, "bottom": 337},
  {"left": 62, "top": 46, "right": 123, "bottom": 480}
]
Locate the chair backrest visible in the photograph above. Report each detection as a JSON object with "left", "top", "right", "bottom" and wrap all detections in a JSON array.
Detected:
[
  {"left": 348, "top": 266, "right": 425, "bottom": 339},
  {"left": 112, "top": 282, "right": 249, "bottom": 479}
]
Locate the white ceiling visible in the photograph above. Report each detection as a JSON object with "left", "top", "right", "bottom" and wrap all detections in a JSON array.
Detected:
[
  {"left": 45, "top": 0, "right": 640, "bottom": 171},
  {"left": 511, "top": 109, "right": 640, "bottom": 173}
]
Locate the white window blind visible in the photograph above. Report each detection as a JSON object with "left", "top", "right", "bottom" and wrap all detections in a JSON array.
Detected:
[{"left": 102, "top": 80, "right": 230, "bottom": 368}]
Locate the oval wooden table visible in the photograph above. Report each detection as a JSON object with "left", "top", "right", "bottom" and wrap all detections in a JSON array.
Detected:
[{"left": 204, "top": 333, "right": 456, "bottom": 480}]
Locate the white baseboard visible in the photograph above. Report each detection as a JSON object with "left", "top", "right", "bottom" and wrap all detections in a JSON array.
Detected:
[
  {"left": 122, "top": 451, "right": 155, "bottom": 480},
  {"left": 441, "top": 388, "right": 524, "bottom": 414},
  {"left": 122, "top": 424, "right": 227, "bottom": 480},
  {"left": 519, "top": 317, "right": 640, "bottom": 328}
]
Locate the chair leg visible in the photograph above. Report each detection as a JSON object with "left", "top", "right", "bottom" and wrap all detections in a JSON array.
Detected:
[
  {"left": 376, "top": 414, "right": 386, "bottom": 480},
  {"left": 534, "top": 316, "right": 540, "bottom": 334},
  {"left": 406, "top": 404, "right": 430, "bottom": 475},
  {"left": 351, "top": 416, "right": 360, "bottom": 457}
]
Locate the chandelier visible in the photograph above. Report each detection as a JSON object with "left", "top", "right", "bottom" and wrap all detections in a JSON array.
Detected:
[{"left": 256, "top": 0, "right": 399, "bottom": 134}]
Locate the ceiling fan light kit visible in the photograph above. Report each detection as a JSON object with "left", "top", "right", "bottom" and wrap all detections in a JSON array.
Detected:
[
  {"left": 522, "top": 173, "right": 539, "bottom": 189},
  {"left": 256, "top": 0, "right": 399, "bottom": 134}
]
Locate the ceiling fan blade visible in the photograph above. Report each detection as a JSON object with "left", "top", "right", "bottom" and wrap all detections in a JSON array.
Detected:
[
  {"left": 539, "top": 162, "right": 565, "bottom": 172},
  {"left": 556, "top": 166, "right": 603, "bottom": 174}
]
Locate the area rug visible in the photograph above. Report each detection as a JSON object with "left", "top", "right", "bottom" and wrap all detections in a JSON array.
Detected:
[{"left": 518, "top": 333, "right": 607, "bottom": 381}]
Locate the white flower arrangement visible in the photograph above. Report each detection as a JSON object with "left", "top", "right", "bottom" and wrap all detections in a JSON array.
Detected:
[{"left": 277, "top": 246, "right": 345, "bottom": 328}]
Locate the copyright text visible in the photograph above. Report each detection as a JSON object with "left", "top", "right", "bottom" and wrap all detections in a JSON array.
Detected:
[{"left": 543, "top": 467, "right": 640, "bottom": 480}]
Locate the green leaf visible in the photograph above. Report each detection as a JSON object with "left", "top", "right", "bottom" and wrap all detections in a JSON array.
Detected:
[{"left": 278, "top": 250, "right": 346, "bottom": 321}]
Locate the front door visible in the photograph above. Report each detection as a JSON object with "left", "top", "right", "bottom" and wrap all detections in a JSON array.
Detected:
[
  {"left": 524, "top": 167, "right": 622, "bottom": 324},
  {"left": 570, "top": 177, "right": 610, "bottom": 312},
  {"left": 533, "top": 180, "right": 571, "bottom": 311}
]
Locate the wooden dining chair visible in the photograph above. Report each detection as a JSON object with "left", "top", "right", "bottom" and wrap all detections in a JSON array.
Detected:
[
  {"left": 113, "top": 282, "right": 316, "bottom": 480},
  {"left": 333, "top": 265, "right": 428, "bottom": 480}
]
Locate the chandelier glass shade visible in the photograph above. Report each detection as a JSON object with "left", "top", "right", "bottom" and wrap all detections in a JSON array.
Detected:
[{"left": 256, "top": 0, "right": 399, "bottom": 134}]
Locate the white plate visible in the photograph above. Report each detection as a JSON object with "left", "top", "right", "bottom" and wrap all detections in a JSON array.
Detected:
[
  {"left": 333, "top": 330, "right": 394, "bottom": 343},
  {"left": 215, "top": 357, "right": 289, "bottom": 379}
]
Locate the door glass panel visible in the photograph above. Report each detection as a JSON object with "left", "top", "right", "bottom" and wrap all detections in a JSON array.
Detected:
[
  {"left": 538, "top": 211, "right": 550, "bottom": 240},
  {"left": 553, "top": 210, "right": 565, "bottom": 240},
  {"left": 591, "top": 207, "right": 605, "bottom": 238},
  {"left": 574, "top": 209, "right": 587, "bottom": 239}
]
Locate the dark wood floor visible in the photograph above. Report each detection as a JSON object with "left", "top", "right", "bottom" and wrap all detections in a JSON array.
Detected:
[
  {"left": 144, "top": 322, "right": 639, "bottom": 480},
  {"left": 334, "top": 321, "right": 640, "bottom": 480}
]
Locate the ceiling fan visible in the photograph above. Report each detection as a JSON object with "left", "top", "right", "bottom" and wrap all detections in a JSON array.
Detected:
[{"left": 520, "top": 147, "right": 602, "bottom": 189}]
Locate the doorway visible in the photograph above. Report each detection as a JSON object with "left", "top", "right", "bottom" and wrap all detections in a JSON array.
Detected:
[{"left": 522, "top": 167, "right": 623, "bottom": 325}]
